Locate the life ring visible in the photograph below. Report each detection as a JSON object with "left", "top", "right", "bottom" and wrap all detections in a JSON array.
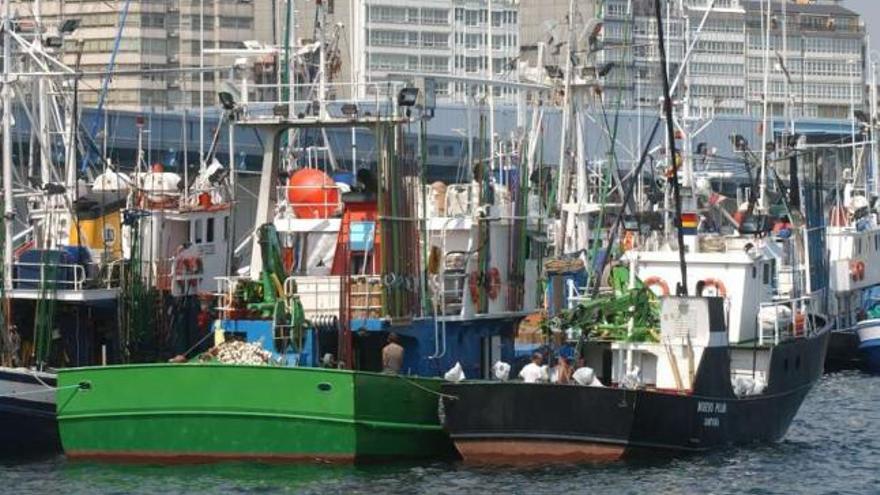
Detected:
[
  {"left": 698, "top": 278, "right": 727, "bottom": 298},
  {"left": 468, "top": 271, "right": 481, "bottom": 305},
  {"left": 851, "top": 260, "right": 866, "bottom": 282},
  {"left": 487, "top": 267, "right": 501, "bottom": 301},
  {"left": 643, "top": 276, "right": 670, "bottom": 296}
]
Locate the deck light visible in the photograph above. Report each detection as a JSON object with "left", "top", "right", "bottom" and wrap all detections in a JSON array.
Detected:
[
  {"left": 218, "top": 92, "right": 236, "bottom": 111},
  {"left": 341, "top": 103, "right": 358, "bottom": 117},
  {"left": 397, "top": 87, "right": 419, "bottom": 107}
]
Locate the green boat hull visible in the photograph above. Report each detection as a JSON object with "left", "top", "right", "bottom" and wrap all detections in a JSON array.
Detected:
[{"left": 57, "top": 364, "right": 456, "bottom": 462}]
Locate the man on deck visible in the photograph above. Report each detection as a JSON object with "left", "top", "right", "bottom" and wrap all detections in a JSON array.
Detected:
[{"left": 382, "top": 332, "right": 404, "bottom": 374}]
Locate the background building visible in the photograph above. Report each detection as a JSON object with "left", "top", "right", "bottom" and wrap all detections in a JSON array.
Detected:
[
  {"left": 600, "top": 0, "right": 865, "bottom": 118},
  {"left": 265, "top": 0, "right": 520, "bottom": 101},
  {"left": 18, "top": 0, "right": 258, "bottom": 111}
]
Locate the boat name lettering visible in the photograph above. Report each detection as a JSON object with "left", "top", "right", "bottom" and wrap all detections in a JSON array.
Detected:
[
  {"left": 703, "top": 417, "right": 720, "bottom": 428},
  {"left": 697, "top": 401, "right": 727, "bottom": 414}
]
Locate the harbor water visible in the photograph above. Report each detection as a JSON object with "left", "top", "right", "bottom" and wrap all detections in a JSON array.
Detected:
[{"left": 1, "top": 371, "right": 877, "bottom": 494}]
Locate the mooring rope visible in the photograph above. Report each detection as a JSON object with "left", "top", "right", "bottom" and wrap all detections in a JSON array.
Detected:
[
  {"left": 0, "top": 383, "right": 83, "bottom": 399},
  {"left": 396, "top": 374, "right": 458, "bottom": 400},
  {"left": 31, "top": 370, "right": 55, "bottom": 390}
]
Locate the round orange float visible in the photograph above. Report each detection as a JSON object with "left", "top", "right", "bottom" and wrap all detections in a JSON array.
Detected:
[{"left": 287, "top": 168, "right": 339, "bottom": 219}]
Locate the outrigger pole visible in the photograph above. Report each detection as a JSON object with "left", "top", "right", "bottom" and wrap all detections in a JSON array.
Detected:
[{"left": 654, "top": 0, "right": 687, "bottom": 296}]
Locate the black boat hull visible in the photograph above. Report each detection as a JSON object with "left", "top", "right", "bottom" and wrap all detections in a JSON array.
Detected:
[
  {"left": 0, "top": 369, "right": 60, "bottom": 456},
  {"left": 441, "top": 331, "right": 829, "bottom": 463}
]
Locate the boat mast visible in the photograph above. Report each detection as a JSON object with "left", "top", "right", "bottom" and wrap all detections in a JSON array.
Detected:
[
  {"left": 654, "top": 0, "right": 687, "bottom": 295},
  {"left": 2, "top": 0, "right": 13, "bottom": 293},
  {"left": 758, "top": 0, "right": 771, "bottom": 211},
  {"left": 487, "top": 0, "right": 495, "bottom": 185},
  {"left": 199, "top": 0, "right": 205, "bottom": 166},
  {"left": 554, "top": 0, "right": 575, "bottom": 257},
  {"left": 872, "top": 58, "right": 879, "bottom": 196}
]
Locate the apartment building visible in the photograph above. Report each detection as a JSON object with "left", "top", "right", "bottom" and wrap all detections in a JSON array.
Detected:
[
  {"left": 16, "top": 0, "right": 257, "bottom": 111},
  {"left": 283, "top": 0, "right": 520, "bottom": 101},
  {"left": 600, "top": 0, "right": 865, "bottom": 118}
]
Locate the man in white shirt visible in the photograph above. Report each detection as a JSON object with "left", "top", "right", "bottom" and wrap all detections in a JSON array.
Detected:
[{"left": 519, "top": 352, "right": 548, "bottom": 383}]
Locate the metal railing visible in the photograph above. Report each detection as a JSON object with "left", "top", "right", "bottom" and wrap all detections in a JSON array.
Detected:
[
  {"left": 276, "top": 183, "right": 344, "bottom": 217},
  {"left": 11, "top": 261, "right": 120, "bottom": 291},
  {"left": 758, "top": 295, "right": 815, "bottom": 346},
  {"left": 234, "top": 81, "right": 408, "bottom": 122},
  {"left": 284, "top": 276, "right": 341, "bottom": 318}
]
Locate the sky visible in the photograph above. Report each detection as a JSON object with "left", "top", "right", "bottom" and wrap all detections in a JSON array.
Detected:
[{"left": 844, "top": 0, "right": 880, "bottom": 53}]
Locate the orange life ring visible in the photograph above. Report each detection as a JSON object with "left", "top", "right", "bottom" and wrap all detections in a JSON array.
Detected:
[
  {"left": 644, "top": 276, "right": 670, "bottom": 296},
  {"left": 487, "top": 267, "right": 501, "bottom": 301},
  {"left": 851, "top": 260, "right": 866, "bottom": 282},
  {"left": 699, "top": 278, "right": 727, "bottom": 298},
  {"left": 468, "top": 271, "right": 480, "bottom": 305}
]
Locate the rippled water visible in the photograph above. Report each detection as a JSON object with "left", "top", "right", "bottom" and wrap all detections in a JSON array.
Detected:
[{"left": 2, "top": 371, "right": 878, "bottom": 495}]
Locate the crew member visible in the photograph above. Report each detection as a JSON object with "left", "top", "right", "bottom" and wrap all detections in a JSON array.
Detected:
[
  {"left": 552, "top": 356, "right": 573, "bottom": 384},
  {"left": 519, "top": 352, "right": 548, "bottom": 383},
  {"left": 382, "top": 332, "right": 404, "bottom": 374}
]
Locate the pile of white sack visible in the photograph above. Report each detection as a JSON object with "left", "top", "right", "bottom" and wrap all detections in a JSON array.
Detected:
[
  {"left": 442, "top": 360, "right": 606, "bottom": 388},
  {"left": 572, "top": 366, "right": 605, "bottom": 387},
  {"left": 201, "top": 340, "right": 273, "bottom": 366},
  {"left": 732, "top": 375, "right": 767, "bottom": 397}
]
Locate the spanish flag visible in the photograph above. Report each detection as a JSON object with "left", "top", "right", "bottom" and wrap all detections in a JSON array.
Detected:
[{"left": 681, "top": 213, "right": 699, "bottom": 235}]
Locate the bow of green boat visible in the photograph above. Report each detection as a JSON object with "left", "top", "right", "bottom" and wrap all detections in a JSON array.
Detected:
[{"left": 56, "top": 363, "right": 456, "bottom": 462}]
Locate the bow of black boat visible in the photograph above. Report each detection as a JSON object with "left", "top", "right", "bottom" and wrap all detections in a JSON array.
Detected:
[{"left": 440, "top": 296, "right": 830, "bottom": 464}]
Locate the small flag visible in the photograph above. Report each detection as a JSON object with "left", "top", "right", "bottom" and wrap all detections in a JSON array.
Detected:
[{"left": 681, "top": 213, "right": 699, "bottom": 235}]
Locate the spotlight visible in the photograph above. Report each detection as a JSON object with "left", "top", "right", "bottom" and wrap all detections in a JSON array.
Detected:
[
  {"left": 397, "top": 87, "right": 419, "bottom": 107},
  {"left": 341, "top": 103, "right": 359, "bottom": 117},
  {"left": 218, "top": 92, "right": 236, "bottom": 111}
]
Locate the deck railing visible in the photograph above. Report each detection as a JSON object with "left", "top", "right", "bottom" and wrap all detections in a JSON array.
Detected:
[
  {"left": 12, "top": 261, "right": 120, "bottom": 291},
  {"left": 758, "top": 295, "right": 815, "bottom": 346}
]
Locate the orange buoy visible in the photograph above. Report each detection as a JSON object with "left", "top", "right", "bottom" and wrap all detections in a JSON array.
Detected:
[{"left": 287, "top": 168, "right": 340, "bottom": 219}]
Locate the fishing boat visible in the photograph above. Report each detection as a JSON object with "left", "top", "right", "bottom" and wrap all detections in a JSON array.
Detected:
[
  {"left": 439, "top": 0, "right": 832, "bottom": 463},
  {"left": 54, "top": 5, "right": 551, "bottom": 458},
  {"left": 855, "top": 319, "right": 880, "bottom": 374}
]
